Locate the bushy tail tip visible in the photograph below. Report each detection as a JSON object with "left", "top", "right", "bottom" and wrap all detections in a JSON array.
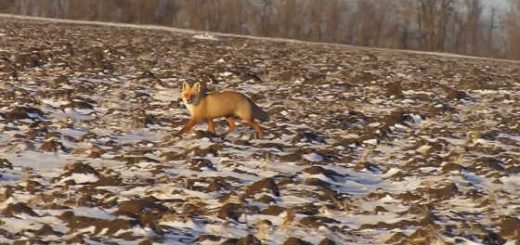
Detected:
[{"left": 248, "top": 98, "right": 270, "bottom": 122}]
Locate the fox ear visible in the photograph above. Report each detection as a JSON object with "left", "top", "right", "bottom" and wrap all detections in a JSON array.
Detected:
[
  {"left": 182, "top": 81, "right": 190, "bottom": 91},
  {"left": 193, "top": 82, "right": 201, "bottom": 93}
]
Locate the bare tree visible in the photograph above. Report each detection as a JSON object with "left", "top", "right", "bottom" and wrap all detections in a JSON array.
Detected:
[
  {"left": 484, "top": 7, "right": 497, "bottom": 56},
  {"left": 395, "top": 1, "right": 416, "bottom": 49},
  {"left": 0, "top": 0, "right": 518, "bottom": 60},
  {"left": 417, "top": 0, "right": 455, "bottom": 51},
  {"left": 255, "top": 0, "right": 275, "bottom": 36},
  {"left": 465, "top": 0, "right": 483, "bottom": 55},
  {"left": 0, "top": 0, "right": 16, "bottom": 12},
  {"left": 154, "top": 0, "right": 178, "bottom": 26},
  {"left": 277, "top": 0, "right": 303, "bottom": 39},
  {"left": 506, "top": 0, "right": 520, "bottom": 59},
  {"left": 325, "top": 0, "right": 341, "bottom": 42}
]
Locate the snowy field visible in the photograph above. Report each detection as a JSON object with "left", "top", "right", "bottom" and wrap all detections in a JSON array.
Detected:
[{"left": 0, "top": 15, "right": 519, "bottom": 244}]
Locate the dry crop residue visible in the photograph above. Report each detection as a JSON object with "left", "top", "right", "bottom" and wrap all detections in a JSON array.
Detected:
[{"left": 0, "top": 16, "right": 519, "bottom": 244}]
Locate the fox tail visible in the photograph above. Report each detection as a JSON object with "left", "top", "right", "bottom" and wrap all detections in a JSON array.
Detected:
[{"left": 248, "top": 98, "right": 270, "bottom": 122}]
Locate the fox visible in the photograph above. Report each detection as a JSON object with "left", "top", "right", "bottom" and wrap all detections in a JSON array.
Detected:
[{"left": 177, "top": 81, "right": 270, "bottom": 138}]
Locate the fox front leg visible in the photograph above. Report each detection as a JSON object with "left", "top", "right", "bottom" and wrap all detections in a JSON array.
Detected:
[
  {"left": 207, "top": 119, "right": 216, "bottom": 135},
  {"left": 177, "top": 119, "right": 197, "bottom": 136}
]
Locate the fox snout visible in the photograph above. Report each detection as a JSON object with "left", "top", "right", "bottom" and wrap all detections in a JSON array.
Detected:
[{"left": 184, "top": 97, "right": 196, "bottom": 105}]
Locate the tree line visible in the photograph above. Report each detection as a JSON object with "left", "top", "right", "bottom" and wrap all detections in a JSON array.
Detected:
[{"left": 1, "top": 0, "right": 519, "bottom": 60}]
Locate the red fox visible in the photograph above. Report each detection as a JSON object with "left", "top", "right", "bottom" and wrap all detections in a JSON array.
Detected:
[{"left": 177, "top": 81, "right": 269, "bottom": 137}]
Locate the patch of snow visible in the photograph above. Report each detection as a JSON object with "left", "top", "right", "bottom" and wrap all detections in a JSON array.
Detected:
[
  {"left": 72, "top": 207, "right": 116, "bottom": 220},
  {"left": 192, "top": 33, "right": 219, "bottom": 41},
  {"left": 302, "top": 153, "right": 324, "bottom": 162},
  {"left": 59, "top": 173, "right": 99, "bottom": 184}
]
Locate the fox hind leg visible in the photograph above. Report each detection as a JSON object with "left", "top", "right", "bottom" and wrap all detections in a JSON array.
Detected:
[{"left": 243, "top": 117, "right": 265, "bottom": 138}]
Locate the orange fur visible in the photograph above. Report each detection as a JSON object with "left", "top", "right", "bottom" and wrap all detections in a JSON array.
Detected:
[{"left": 177, "top": 81, "right": 269, "bottom": 137}]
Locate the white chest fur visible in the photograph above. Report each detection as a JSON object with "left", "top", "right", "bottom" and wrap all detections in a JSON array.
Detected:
[{"left": 183, "top": 101, "right": 195, "bottom": 115}]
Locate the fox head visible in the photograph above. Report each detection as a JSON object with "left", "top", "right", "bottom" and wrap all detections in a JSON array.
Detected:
[{"left": 181, "top": 81, "right": 202, "bottom": 105}]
